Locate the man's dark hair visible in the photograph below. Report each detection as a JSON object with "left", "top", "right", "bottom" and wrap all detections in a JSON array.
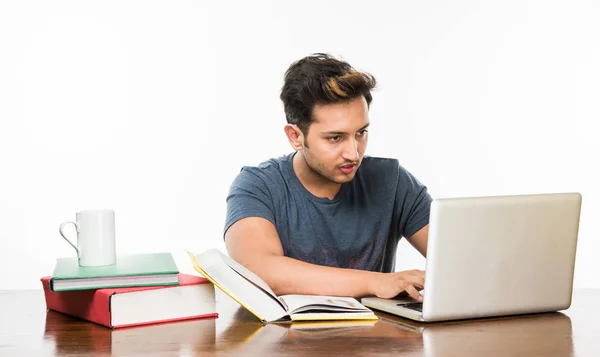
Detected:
[{"left": 280, "top": 53, "right": 377, "bottom": 137}]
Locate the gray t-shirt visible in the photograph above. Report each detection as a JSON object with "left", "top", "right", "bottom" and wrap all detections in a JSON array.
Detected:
[{"left": 224, "top": 153, "right": 432, "bottom": 273}]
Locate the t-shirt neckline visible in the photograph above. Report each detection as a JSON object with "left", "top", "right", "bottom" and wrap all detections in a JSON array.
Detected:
[{"left": 284, "top": 152, "right": 350, "bottom": 204}]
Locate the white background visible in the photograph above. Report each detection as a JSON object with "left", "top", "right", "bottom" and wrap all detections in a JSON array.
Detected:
[{"left": 1, "top": 0, "right": 598, "bottom": 289}]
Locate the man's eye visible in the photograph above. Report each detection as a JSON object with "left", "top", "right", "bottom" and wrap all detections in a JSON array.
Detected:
[
  {"left": 357, "top": 130, "right": 368, "bottom": 136},
  {"left": 328, "top": 136, "right": 341, "bottom": 142}
]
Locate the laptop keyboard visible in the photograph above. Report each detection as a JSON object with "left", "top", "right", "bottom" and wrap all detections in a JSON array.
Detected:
[{"left": 397, "top": 302, "right": 423, "bottom": 312}]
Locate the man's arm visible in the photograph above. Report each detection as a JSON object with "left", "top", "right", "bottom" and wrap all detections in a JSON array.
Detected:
[
  {"left": 406, "top": 224, "right": 429, "bottom": 257},
  {"left": 225, "top": 217, "right": 425, "bottom": 300}
]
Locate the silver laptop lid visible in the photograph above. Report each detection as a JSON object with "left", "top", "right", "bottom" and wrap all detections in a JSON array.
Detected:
[{"left": 422, "top": 192, "right": 581, "bottom": 322}]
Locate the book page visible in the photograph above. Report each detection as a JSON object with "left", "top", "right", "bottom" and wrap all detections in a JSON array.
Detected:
[
  {"left": 216, "top": 250, "right": 280, "bottom": 301},
  {"left": 189, "top": 250, "right": 288, "bottom": 322},
  {"left": 290, "top": 319, "right": 377, "bottom": 330},
  {"left": 289, "top": 311, "right": 378, "bottom": 322},
  {"left": 279, "top": 295, "right": 373, "bottom": 315}
]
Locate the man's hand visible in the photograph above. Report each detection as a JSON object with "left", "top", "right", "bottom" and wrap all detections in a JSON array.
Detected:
[{"left": 369, "top": 270, "right": 425, "bottom": 301}]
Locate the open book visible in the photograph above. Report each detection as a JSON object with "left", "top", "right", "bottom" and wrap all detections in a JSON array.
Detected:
[{"left": 187, "top": 249, "right": 378, "bottom": 323}]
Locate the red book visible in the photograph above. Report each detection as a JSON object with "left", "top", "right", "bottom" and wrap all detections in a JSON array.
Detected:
[{"left": 41, "top": 273, "right": 218, "bottom": 328}]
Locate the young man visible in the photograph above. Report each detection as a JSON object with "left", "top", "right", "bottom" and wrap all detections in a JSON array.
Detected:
[{"left": 224, "top": 54, "right": 431, "bottom": 301}]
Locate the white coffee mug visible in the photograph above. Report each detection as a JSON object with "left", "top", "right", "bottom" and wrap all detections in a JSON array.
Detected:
[{"left": 59, "top": 209, "right": 117, "bottom": 266}]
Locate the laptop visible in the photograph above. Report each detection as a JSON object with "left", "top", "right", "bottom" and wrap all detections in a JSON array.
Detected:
[{"left": 361, "top": 192, "right": 582, "bottom": 322}]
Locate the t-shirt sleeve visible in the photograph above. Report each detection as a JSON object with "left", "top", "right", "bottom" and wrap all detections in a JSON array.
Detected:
[
  {"left": 396, "top": 165, "right": 433, "bottom": 238},
  {"left": 224, "top": 168, "right": 276, "bottom": 236}
]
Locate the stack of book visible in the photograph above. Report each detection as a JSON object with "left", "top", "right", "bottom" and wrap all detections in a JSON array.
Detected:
[{"left": 41, "top": 252, "right": 217, "bottom": 328}]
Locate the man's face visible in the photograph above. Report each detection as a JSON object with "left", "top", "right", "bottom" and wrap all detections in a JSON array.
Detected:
[{"left": 301, "top": 96, "right": 370, "bottom": 184}]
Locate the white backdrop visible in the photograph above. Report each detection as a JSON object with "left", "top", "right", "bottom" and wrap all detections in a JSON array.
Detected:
[{"left": 1, "top": 0, "right": 598, "bottom": 290}]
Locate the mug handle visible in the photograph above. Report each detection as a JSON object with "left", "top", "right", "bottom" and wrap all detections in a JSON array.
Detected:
[{"left": 59, "top": 221, "right": 80, "bottom": 258}]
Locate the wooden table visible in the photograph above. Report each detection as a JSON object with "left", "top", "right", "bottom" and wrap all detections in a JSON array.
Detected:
[{"left": 0, "top": 289, "right": 598, "bottom": 356}]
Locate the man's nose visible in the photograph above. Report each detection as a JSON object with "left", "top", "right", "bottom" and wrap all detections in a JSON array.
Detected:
[{"left": 342, "top": 138, "right": 359, "bottom": 161}]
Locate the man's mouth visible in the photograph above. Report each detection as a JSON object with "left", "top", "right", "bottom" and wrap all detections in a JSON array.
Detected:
[{"left": 339, "top": 164, "right": 357, "bottom": 174}]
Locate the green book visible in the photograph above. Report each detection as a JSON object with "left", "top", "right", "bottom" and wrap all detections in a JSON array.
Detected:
[{"left": 50, "top": 253, "right": 180, "bottom": 292}]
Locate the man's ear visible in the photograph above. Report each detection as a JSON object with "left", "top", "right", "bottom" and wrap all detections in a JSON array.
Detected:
[{"left": 284, "top": 124, "right": 304, "bottom": 151}]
